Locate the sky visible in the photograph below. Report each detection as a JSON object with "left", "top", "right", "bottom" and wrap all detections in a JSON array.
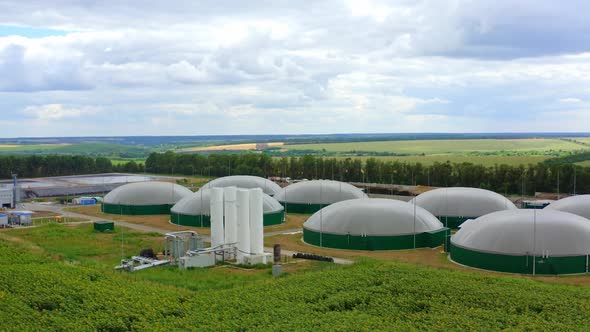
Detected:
[{"left": 0, "top": 0, "right": 589, "bottom": 137}]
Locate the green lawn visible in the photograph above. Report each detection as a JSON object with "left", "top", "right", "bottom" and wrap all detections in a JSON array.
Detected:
[{"left": 284, "top": 138, "right": 586, "bottom": 156}]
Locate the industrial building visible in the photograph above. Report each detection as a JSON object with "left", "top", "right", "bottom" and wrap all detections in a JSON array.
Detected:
[
  {"left": 303, "top": 198, "right": 448, "bottom": 250},
  {"left": 0, "top": 187, "right": 13, "bottom": 208},
  {"left": 545, "top": 195, "right": 590, "bottom": 220},
  {"left": 410, "top": 187, "right": 516, "bottom": 228},
  {"left": 170, "top": 188, "right": 285, "bottom": 227},
  {"left": 275, "top": 180, "right": 368, "bottom": 213},
  {"left": 201, "top": 175, "right": 281, "bottom": 196},
  {"left": 450, "top": 209, "right": 590, "bottom": 274},
  {"left": 102, "top": 181, "right": 193, "bottom": 215}
]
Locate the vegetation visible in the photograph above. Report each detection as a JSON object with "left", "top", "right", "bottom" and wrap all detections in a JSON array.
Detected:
[
  {"left": 145, "top": 152, "right": 590, "bottom": 195},
  {"left": 0, "top": 155, "right": 144, "bottom": 179},
  {"left": 1, "top": 225, "right": 590, "bottom": 330},
  {"left": 0, "top": 143, "right": 151, "bottom": 158},
  {"left": 281, "top": 138, "right": 586, "bottom": 156}
]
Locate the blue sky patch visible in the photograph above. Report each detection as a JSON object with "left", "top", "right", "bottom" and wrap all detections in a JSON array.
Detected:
[{"left": 0, "top": 25, "right": 69, "bottom": 38}]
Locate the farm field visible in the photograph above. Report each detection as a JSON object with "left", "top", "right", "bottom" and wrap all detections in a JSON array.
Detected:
[
  {"left": 329, "top": 155, "right": 551, "bottom": 166},
  {"left": 182, "top": 142, "right": 284, "bottom": 152},
  {"left": 283, "top": 138, "right": 586, "bottom": 156},
  {"left": 0, "top": 142, "right": 150, "bottom": 158},
  {"left": 1, "top": 224, "right": 590, "bottom": 330}
]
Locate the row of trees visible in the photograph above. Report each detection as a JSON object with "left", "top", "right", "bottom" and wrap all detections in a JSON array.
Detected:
[
  {"left": 145, "top": 152, "right": 590, "bottom": 195},
  {"left": 0, "top": 155, "right": 144, "bottom": 179},
  {"left": 2, "top": 153, "right": 589, "bottom": 195}
]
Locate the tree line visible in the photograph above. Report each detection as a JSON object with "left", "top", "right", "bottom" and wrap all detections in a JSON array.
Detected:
[
  {"left": 2, "top": 153, "right": 589, "bottom": 195},
  {"left": 145, "top": 152, "right": 590, "bottom": 195},
  {"left": 0, "top": 155, "right": 144, "bottom": 179}
]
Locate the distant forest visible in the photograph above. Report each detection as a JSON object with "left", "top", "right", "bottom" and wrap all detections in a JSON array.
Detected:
[
  {"left": 1, "top": 153, "right": 589, "bottom": 195},
  {"left": 0, "top": 155, "right": 143, "bottom": 179},
  {"left": 145, "top": 152, "right": 589, "bottom": 195}
]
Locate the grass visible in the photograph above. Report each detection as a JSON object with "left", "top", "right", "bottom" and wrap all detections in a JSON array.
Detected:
[
  {"left": 32, "top": 216, "right": 88, "bottom": 225},
  {"left": 284, "top": 138, "right": 586, "bottom": 156},
  {"left": 0, "top": 223, "right": 318, "bottom": 292},
  {"left": 64, "top": 205, "right": 205, "bottom": 234},
  {"left": 0, "top": 223, "right": 162, "bottom": 268},
  {"left": 263, "top": 233, "right": 590, "bottom": 287},
  {"left": 2, "top": 234, "right": 590, "bottom": 331}
]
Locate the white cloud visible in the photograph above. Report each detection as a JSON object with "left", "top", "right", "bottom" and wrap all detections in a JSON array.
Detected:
[
  {"left": 0, "top": 1, "right": 589, "bottom": 136},
  {"left": 23, "top": 104, "right": 99, "bottom": 120},
  {"left": 559, "top": 97, "right": 582, "bottom": 103}
]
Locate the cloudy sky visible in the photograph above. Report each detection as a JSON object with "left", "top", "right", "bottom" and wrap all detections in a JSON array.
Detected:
[{"left": 0, "top": 0, "right": 589, "bottom": 137}]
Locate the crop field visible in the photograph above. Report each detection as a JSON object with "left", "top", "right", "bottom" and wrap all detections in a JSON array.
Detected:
[
  {"left": 182, "top": 142, "right": 284, "bottom": 152},
  {"left": 284, "top": 138, "right": 586, "bottom": 156},
  {"left": 1, "top": 224, "right": 590, "bottom": 330}
]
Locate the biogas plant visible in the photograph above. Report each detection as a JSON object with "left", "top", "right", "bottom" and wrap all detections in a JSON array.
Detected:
[{"left": 95, "top": 175, "right": 590, "bottom": 275}]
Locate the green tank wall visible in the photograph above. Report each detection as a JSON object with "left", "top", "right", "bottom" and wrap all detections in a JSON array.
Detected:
[
  {"left": 437, "top": 216, "right": 474, "bottom": 229},
  {"left": 170, "top": 210, "right": 285, "bottom": 228},
  {"left": 450, "top": 243, "right": 589, "bottom": 275},
  {"left": 280, "top": 202, "right": 326, "bottom": 214},
  {"left": 102, "top": 203, "right": 173, "bottom": 215},
  {"left": 303, "top": 228, "right": 448, "bottom": 251}
]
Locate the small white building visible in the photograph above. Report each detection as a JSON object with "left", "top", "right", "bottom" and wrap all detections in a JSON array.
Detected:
[{"left": 0, "top": 187, "right": 13, "bottom": 208}]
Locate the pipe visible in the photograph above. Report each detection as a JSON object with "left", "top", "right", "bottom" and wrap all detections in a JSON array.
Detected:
[
  {"left": 224, "top": 186, "right": 238, "bottom": 244},
  {"left": 237, "top": 189, "right": 250, "bottom": 263},
  {"left": 210, "top": 187, "right": 225, "bottom": 247},
  {"left": 249, "top": 188, "right": 264, "bottom": 255}
]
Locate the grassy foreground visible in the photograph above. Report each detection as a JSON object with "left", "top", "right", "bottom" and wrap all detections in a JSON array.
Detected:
[{"left": 1, "top": 224, "right": 590, "bottom": 331}]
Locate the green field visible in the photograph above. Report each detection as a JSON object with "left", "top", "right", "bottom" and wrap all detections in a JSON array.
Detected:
[
  {"left": 0, "top": 142, "right": 151, "bottom": 158},
  {"left": 284, "top": 138, "right": 586, "bottom": 156},
  {"left": 328, "top": 155, "right": 551, "bottom": 166},
  {"left": 2, "top": 223, "right": 590, "bottom": 330}
]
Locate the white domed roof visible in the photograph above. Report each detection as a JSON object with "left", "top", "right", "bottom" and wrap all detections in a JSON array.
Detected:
[
  {"left": 545, "top": 195, "right": 590, "bottom": 220},
  {"left": 104, "top": 181, "right": 192, "bottom": 205},
  {"left": 172, "top": 188, "right": 284, "bottom": 216},
  {"left": 303, "top": 198, "right": 444, "bottom": 236},
  {"left": 410, "top": 187, "right": 516, "bottom": 217},
  {"left": 451, "top": 209, "right": 590, "bottom": 256},
  {"left": 275, "top": 180, "right": 367, "bottom": 205},
  {"left": 201, "top": 175, "right": 281, "bottom": 196}
]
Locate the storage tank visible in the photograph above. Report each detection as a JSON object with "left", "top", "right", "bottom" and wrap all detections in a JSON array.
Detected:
[
  {"left": 450, "top": 209, "right": 590, "bottom": 274},
  {"left": 303, "top": 198, "right": 448, "bottom": 250},
  {"left": 410, "top": 187, "right": 516, "bottom": 228},
  {"left": 201, "top": 175, "right": 281, "bottom": 196},
  {"left": 171, "top": 189, "right": 284, "bottom": 227},
  {"left": 275, "top": 180, "right": 368, "bottom": 214},
  {"left": 102, "top": 181, "right": 192, "bottom": 215},
  {"left": 545, "top": 195, "right": 590, "bottom": 220}
]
